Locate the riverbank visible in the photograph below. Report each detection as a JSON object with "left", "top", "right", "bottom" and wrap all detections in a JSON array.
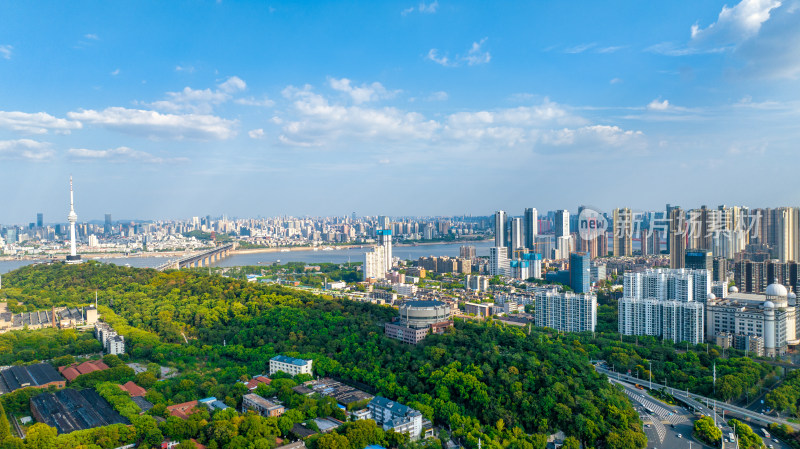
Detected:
[
  {"left": 0, "top": 251, "right": 187, "bottom": 262},
  {"left": 233, "top": 238, "right": 492, "bottom": 255}
]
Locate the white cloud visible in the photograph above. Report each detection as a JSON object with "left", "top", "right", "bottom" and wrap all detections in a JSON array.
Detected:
[
  {"left": 647, "top": 99, "right": 670, "bottom": 111},
  {"left": 328, "top": 78, "right": 396, "bottom": 104},
  {"left": 597, "top": 45, "right": 625, "bottom": 53},
  {"left": 0, "top": 139, "right": 53, "bottom": 161},
  {"left": 279, "top": 85, "right": 440, "bottom": 147},
  {"left": 426, "top": 91, "right": 448, "bottom": 101},
  {"left": 218, "top": 76, "right": 247, "bottom": 93},
  {"left": 68, "top": 146, "right": 184, "bottom": 164},
  {"left": 148, "top": 76, "right": 248, "bottom": 113},
  {"left": 175, "top": 65, "right": 195, "bottom": 73},
  {"left": 110, "top": 68, "right": 120, "bottom": 76},
  {"left": 649, "top": 0, "right": 800, "bottom": 79},
  {"left": 85, "top": 33, "right": 99, "bottom": 40},
  {"left": 691, "top": 0, "right": 781, "bottom": 44},
  {"left": 564, "top": 43, "right": 596, "bottom": 54},
  {"left": 402, "top": 1, "right": 438, "bottom": 15},
  {"left": 0, "top": 111, "right": 83, "bottom": 134},
  {"left": 235, "top": 96, "right": 276, "bottom": 107},
  {"left": 67, "top": 107, "right": 237, "bottom": 140},
  {"left": 465, "top": 38, "right": 491, "bottom": 65},
  {"left": 610, "top": 78, "right": 623, "bottom": 84},
  {"left": 541, "top": 125, "right": 644, "bottom": 149},
  {"left": 248, "top": 128, "right": 265, "bottom": 139},
  {"left": 428, "top": 38, "right": 490, "bottom": 67},
  {"left": 275, "top": 82, "right": 643, "bottom": 157},
  {"left": 427, "top": 49, "right": 454, "bottom": 67},
  {"left": 0, "top": 45, "right": 12, "bottom": 60}
]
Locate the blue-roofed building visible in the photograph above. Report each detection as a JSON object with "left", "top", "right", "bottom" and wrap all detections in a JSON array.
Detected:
[
  {"left": 367, "top": 396, "right": 423, "bottom": 441},
  {"left": 270, "top": 355, "right": 313, "bottom": 376}
]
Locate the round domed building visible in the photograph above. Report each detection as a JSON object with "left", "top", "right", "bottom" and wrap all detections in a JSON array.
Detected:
[{"left": 707, "top": 279, "right": 797, "bottom": 357}]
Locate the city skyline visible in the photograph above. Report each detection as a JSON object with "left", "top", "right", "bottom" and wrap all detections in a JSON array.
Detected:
[{"left": 2, "top": 0, "right": 800, "bottom": 222}]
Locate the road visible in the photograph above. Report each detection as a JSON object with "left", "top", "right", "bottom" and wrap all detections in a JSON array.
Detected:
[
  {"left": 595, "top": 363, "right": 800, "bottom": 431},
  {"left": 596, "top": 363, "right": 795, "bottom": 449}
]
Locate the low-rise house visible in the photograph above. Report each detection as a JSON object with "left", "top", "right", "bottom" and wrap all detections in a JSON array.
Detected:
[
  {"left": 269, "top": 355, "right": 312, "bottom": 377},
  {"left": 58, "top": 360, "right": 110, "bottom": 382},
  {"left": 118, "top": 381, "right": 147, "bottom": 397},
  {"left": 367, "top": 396, "right": 423, "bottom": 441},
  {"left": 242, "top": 393, "right": 285, "bottom": 417},
  {"left": 167, "top": 401, "right": 200, "bottom": 420}
]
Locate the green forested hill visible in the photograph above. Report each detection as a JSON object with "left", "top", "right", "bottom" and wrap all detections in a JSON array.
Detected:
[{"left": 3, "top": 262, "right": 647, "bottom": 448}]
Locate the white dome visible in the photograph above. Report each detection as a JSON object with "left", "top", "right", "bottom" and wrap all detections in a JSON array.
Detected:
[
  {"left": 708, "top": 293, "right": 717, "bottom": 300},
  {"left": 764, "top": 300, "right": 775, "bottom": 309},
  {"left": 766, "top": 282, "right": 788, "bottom": 297},
  {"left": 790, "top": 292, "right": 797, "bottom": 299},
  {"left": 729, "top": 286, "right": 739, "bottom": 293}
]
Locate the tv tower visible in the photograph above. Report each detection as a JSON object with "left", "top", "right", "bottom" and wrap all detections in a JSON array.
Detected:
[{"left": 66, "top": 176, "right": 81, "bottom": 263}]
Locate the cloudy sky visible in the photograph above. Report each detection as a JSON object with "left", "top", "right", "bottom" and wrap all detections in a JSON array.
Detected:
[{"left": 1, "top": 0, "right": 799, "bottom": 224}]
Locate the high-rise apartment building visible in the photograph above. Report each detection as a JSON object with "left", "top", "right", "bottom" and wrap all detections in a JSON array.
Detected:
[
  {"left": 618, "top": 268, "right": 709, "bottom": 344},
  {"left": 489, "top": 247, "right": 510, "bottom": 277},
  {"left": 459, "top": 245, "right": 476, "bottom": 260},
  {"left": 555, "top": 210, "right": 569, "bottom": 239},
  {"left": 613, "top": 208, "right": 633, "bottom": 257},
  {"left": 510, "top": 218, "right": 524, "bottom": 254},
  {"left": 569, "top": 252, "right": 591, "bottom": 293},
  {"left": 104, "top": 214, "right": 112, "bottom": 235},
  {"left": 524, "top": 208, "right": 538, "bottom": 250},
  {"left": 535, "top": 289, "right": 597, "bottom": 333},
  {"left": 36, "top": 213, "right": 43, "bottom": 228},
  {"left": 669, "top": 207, "right": 686, "bottom": 269},
  {"left": 494, "top": 211, "right": 507, "bottom": 249}
]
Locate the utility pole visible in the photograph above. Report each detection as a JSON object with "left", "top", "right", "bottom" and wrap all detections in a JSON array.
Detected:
[{"left": 649, "top": 360, "right": 652, "bottom": 390}]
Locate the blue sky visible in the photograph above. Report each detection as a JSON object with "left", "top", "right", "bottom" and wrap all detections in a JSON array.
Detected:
[{"left": 1, "top": 0, "right": 799, "bottom": 224}]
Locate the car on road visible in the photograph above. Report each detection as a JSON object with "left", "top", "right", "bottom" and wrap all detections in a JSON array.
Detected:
[
  {"left": 677, "top": 434, "right": 682, "bottom": 438},
  {"left": 774, "top": 439, "right": 780, "bottom": 443}
]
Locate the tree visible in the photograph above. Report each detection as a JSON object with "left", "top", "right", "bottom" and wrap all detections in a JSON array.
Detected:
[
  {"left": 693, "top": 416, "right": 721, "bottom": 445},
  {"left": 24, "top": 423, "right": 57, "bottom": 449},
  {"left": 315, "top": 432, "right": 350, "bottom": 449},
  {"left": 561, "top": 437, "right": 579, "bottom": 449},
  {"left": 0, "top": 401, "right": 10, "bottom": 441}
]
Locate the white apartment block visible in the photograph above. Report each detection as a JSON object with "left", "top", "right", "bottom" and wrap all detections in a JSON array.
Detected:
[
  {"left": 269, "top": 355, "right": 313, "bottom": 376},
  {"left": 489, "top": 247, "right": 510, "bottom": 277},
  {"left": 534, "top": 291, "right": 597, "bottom": 333},
  {"left": 394, "top": 283, "right": 417, "bottom": 297},
  {"left": 367, "top": 396, "right": 423, "bottom": 441},
  {"left": 619, "top": 268, "right": 709, "bottom": 345},
  {"left": 364, "top": 245, "right": 387, "bottom": 280}
]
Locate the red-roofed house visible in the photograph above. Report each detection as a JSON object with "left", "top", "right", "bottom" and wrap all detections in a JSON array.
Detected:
[
  {"left": 244, "top": 375, "right": 271, "bottom": 391},
  {"left": 167, "top": 401, "right": 199, "bottom": 420},
  {"left": 118, "top": 381, "right": 147, "bottom": 397},
  {"left": 58, "top": 360, "right": 110, "bottom": 382}
]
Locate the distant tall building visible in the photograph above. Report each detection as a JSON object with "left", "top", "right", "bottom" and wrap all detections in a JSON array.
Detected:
[
  {"left": 66, "top": 177, "right": 80, "bottom": 262},
  {"left": 524, "top": 208, "right": 538, "bottom": 250},
  {"left": 713, "top": 257, "right": 728, "bottom": 283},
  {"left": 555, "top": 210, "right": 569, "bottom": 239},
  {"left": 378, "top": 216, "right": 390, "bottom": 231},
  {"left": 613, "top": 208, "right": 633, "bottom": 257},
  {"left": 669, "top": 207, "right": 686, "bottom": 269},
  {"left": 36, "top": 213, "right": 43, "bottom": 228},
  {"left": 569, "top": 252, "right": 591, "bottom": 293},
  {"left": 510, "top": 218, "right": 524, "bottom": 255},
  {"left": 377, "top": 229, "right": 393, "bottom": 271},
  {"left": 104, "top": 214, "right": 112, "bottom": 235},
  {"left": 685, "top": 249, "right": 713, "bottom": 274},
  {"left": 494, "top": 211, "right": 507, "bottom": 249},
  {"left": 459, "top": 245, "right": 476, "bottom": 260}
]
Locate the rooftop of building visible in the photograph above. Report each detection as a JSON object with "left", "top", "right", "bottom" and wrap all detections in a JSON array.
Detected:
[
  {"left": 271, "top": 355, "right": 311, "bottom": 366},
  {"left": 243, "top": 393, "right": 284, "bottom": 410},
  {"left": 401, "top": 300, "right": 446, "bottom": 308}
]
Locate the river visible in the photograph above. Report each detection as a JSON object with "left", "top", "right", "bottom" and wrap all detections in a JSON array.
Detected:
[{"left": 0, "top": 241, "right": 494, "bottom": 274}]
